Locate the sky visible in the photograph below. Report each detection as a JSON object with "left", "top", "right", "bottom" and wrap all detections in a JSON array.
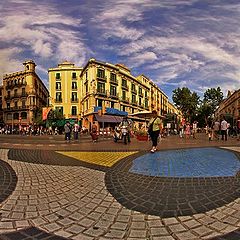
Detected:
[{"left": 1, "top": 0, "right": 240, "bottom": 101}]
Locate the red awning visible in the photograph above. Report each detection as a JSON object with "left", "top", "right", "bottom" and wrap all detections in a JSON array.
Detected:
[{"left": 95, "top": 115, "right": 123, "bottom": 123}]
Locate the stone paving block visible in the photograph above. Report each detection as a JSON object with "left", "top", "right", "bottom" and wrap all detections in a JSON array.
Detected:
[
  {"left": 57, "top": 217, "right": 74, "bottom": 227},
  {"left": 15, "top": 220, "right": 30, "bottom": 228},
  {"left": 168, "top": 223, "right": 187, "bottom": 233},
  {"left": 104, "top": 229, "right": 126, "bottom": 239},
  {"left": 152, "top": 236, "right": 175, "bottom": 240},
  {"left": 44, "top": 213, "right": 59, "bottom": 222},
  {"left": 30, "top": 217, "right": 48, "bottom": 226},
  {"left": 79, "top": 218, "right": 95, "bottom": 228},
  {"left": 131, "top": 221, "right": 146, "bottom": 229},
  {"left": 116, "top": 214, "right": 131, "bottom": 223},
  {"left": 128, "top": 229, "right": 147, "bottom": 238},
  {"left": 69, "top": 212, "right": 85, "bottom": 221},
  {"left": 72, "top": 233, "right": 94, "bottom": 240},
  {"left": 131, "top": 214, "right": 145, "bottom": 221},
  {"left": 25, "top": 211, "right": 38, "bottom": 219},
  {"left": 55, "top": 229, "right": 73, "bottom": 238},
  {"left": 222, "top": 215, "right": 239, "bottom": 225},
  {"left": 150, "top": 227, "right": 169, "bottom": 236},
  {"left": 0, "top": 221, "right": 14, "bottom": 230},
  {"left": 163, "top": 218, "right": 179, "bottom": 225},
  {"left": 111, "top": 222, "right": 128, "bottom": 230},
  {"left": 88, "top": 211, "right": 102, "bottom": 221},
  {"left": 183, "top": 219, "right": 202, "bottom": 228},
  {"left": 56, "top": 209, "right": 71, "bottom": 217},
  {"left": 11, "top": 212, "right": 24, "bottom": 219},
  {"left": 174, "top": 231, "right": 199, "bottom": 240},
  {"left": 147, "top": 219, "right": 163, "bottom": 227},
  {"left": 84, "top": 226, "right": 106, "bottom": 237},
  {"left": 43, "top": 222, "right": 61, "bottom": 232},
  {"left": 209, "top": 221, "right": 229, "bottom": 231},
  {"left": 198, "top": 215, "right": 216, "bottom": 225},
  {"left": 192, "top": 225, "right": 213, "bottom": 237}
]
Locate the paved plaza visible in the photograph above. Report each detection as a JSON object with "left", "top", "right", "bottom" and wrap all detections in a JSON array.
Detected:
[{"left": 0, "top": 133, "right": 239, "bottom": 240}]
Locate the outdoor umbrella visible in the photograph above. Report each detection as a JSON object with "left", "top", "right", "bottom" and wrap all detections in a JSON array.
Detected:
[{"left": 129, "top": 110, "right": 154, "bottom": 130}]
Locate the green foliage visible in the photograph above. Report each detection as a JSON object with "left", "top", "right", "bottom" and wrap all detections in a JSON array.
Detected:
[{"left": 172, "top": 87, "right": 200, "bottom": 122}]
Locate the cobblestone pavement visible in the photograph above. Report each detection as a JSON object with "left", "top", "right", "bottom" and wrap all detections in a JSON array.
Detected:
[{"left": 0, "top": 134, "right": 239, "bottom": 240}]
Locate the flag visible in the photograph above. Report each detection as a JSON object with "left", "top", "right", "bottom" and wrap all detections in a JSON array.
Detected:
[{"left": 42, "top": 107, "right": 51, "bottom": 120}]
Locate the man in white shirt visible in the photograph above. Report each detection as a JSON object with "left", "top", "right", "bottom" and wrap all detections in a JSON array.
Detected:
[{"left": 221, "top": 117, "right": 228, "bottom": 141}]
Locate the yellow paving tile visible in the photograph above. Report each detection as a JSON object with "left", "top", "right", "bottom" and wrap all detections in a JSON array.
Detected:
[{"left": 56, "top": 151, "right": 138, "bottom": 167}]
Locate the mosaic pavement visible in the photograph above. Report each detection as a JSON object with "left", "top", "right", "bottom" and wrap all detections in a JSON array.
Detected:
[{"left": 0, "top": 144, "right": 239, "bottom": 240}]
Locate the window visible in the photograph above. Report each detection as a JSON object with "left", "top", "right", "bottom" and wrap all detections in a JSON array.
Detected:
[
  {"left": 72, "top": 106, "right": 77, "bottom": 115},
  {"left": 56, "top": 92, "right": 62, "bottom": 102},
  {"left": 56, "top": 107, "right": 63, "bottom": 114},
  {"left": 22, "top": 88, "right": 26, "bottom": 95},
  {"left": 110, "top": 73, "right": 117, "bottom": 82},
  {"left": 21, "top": 112, "right": 27, "bottom": 119},
  {"left": 110, "top": 101, "right": 115, "bottom": 108},
  {"left": 56, "top": 73, "right": 61, "bottom": 80},
  {"left": 122, "top": 79, "right": 127, "bottom": 87},
  {"left": 7, "top": 113, "right": 12, "bottom": 120},
  {"left": 97, "top": 69, "right": 105, "bottom": 78},
  {"left": 122, "top": 90, "right": 126, "bottom": 100},
  {"left": 72, "top": 82, "right": 77, "bottom": 90},
  {"left": 131, "top": 83, "right": 136, "bottom": 92},
  {"left": 98, "top": 99, "right": 103, "bottom": 107},
  {"left": 97, "top": 82, "right": 105, "bottom": 93},
  {"left": 14, "top": 101, "right": 18, "bottom": 108},
  {"left": 139, "top": 87, "right": 142, "bottom": 95},
  {"left": 122, "top": 105, "right": 125, "bottom": 111},
  {"left": 110, "top": 85, "right": 117, "bottom": 96},
  {"left": 132, "top": 94, "right": 136, "bottom": 103},
  {"left": 56, "top": 82, "right": 61, "bottom": 90},
  {"left": 139, "top": 97, "right": 142, "bottom": 106},
  {"left": 86, "top": 71, "right": 88, "bottom": 80},
  {"left": 145, "top": 99, "right": 148, "bottom": 108},
  {"left": 145, "top": 91, "right": 148, "bottom": 98},
  {"left": 22, "top": 100, "right": 26, "bottom": 108},
  {"left": 7, "top": 103, "right": 10, "bottom": 110},
  {"left": 72, "top": 72, "right": 77, "bottom": 79},
  {"left": 71, "top": 92, "right": 77, "bottom": 101},
  {"left": 13, "top": 112, "right": 19, "bottom": 120},
  {"left": 7, "top": 91, "right": 10, "bottom": 97},
  {"left": 14, "top": 89, "right": 17, "bottom": 97},
  {"left": 85, "top": 83, "right": 88, "bottom": 93}
]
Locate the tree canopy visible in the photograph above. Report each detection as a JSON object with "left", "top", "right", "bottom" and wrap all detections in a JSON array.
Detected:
[{"left": 172, "top": 87, "right": 200, "bottom": 122}]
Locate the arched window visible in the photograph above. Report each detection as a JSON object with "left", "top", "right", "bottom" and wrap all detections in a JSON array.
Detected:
[{"left": 7, "top": 114, "right": 12, "bottom": 120}]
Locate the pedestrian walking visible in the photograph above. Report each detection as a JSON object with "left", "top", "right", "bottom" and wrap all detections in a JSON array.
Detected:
[
  {"left": 220, "top": 117, "right": 228, "bottom": 141},
  {"left": 148, "top": 110, "right": 162, "bottom": 153},
  {"left": 73, "top": 121, "right": 80, "bottom": 140},
  {"left": 64, "top": 121, "right": 71, "bottom": 142},
  {"left": 192, "top": 121, "right": 198, "bottom": 139},
  {"left": 237, "top": 117, "right": 240, "bottom": 141},
  {"left": 212, "top": 119, "right": 220, "bottom": 140},
  {"left": 185, "top": 122, "right": 191, "bottom": 139},
  {"left": 90, "top": 122, "right": 98, "bottom": 142}
]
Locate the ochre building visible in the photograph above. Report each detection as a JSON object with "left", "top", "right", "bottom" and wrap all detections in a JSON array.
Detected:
[
  {"left": 49, "top": 58, "right": 180, "bottom": 130},
  {"left": 2, "top": 60, "right": 49, "bottom": 128},
  {"left": 48, "top": 61, "right": 83, "bottom": 120},
  {"left": 215, "top": 90, "right": 240, "bottom": 125}
]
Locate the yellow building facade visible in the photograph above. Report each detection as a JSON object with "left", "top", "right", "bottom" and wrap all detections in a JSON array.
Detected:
[
  {"left": 48, "top": 61, "right": 83, "bottom": 120},
  {"left": 215, "top": 90, "right": 240, "bottom": 125},
  {"left": 49, "top": 58, "right": 180, "bottom": 130},
  {"left": 2, "top": 60, "right": 49, "bottom": 128},
  {"left": 80, "top": 58, "right": 169, "bottom": 129}
]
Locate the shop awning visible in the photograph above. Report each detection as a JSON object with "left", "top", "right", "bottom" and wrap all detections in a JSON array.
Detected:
[{"left": 94, "top": 115, "right": 123, "bottom": 123}]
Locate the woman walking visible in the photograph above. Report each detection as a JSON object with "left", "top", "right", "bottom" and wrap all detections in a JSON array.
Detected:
[{"left": 148, "top": 110, "right": 162, "bottom": 153}]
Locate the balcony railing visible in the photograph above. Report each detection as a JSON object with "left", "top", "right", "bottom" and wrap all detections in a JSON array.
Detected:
[
  {"left": 96, "top": 90, "right": 107, "bottom": 96},
  {"left": 71, "top": 98, "right": 79, "bottom": 103},
  {"left": 110, "top": 78, "right": 118, "bottom": 85},
  {"left": 3, "top": 106, "right": 29, "bottom": 111},
  {"left": 109, "top": 93, "right": 119, "bottom": 99},
  {"left": 5, "top": 82, "right": 27, "bottom": 90},
  {"left": 55, "top": 98, "right": 62, "bottom": 103},
  {"left": 131, "top": 88, "right": 137, "bottom": 94},
  {"left": 96, "top": 75, "right": 107, "bottom": 81},
  {"left": 120, "top": 97, "right": 129, "bottom": 103},
  {"left": 122, "top": 85, "right": 129, "bottom": 90},
  {"left": 131, "top": 101, "right": 138, "bottom": 106},
  {"left": 139, "top": 92, "right": 143, "bottom": 97}
]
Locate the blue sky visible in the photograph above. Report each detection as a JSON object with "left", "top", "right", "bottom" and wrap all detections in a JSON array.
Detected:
[{"left": 1, "top": 0, "right": 240, "bottom": 100}]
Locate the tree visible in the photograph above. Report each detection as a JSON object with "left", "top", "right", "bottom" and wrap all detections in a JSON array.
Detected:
[
  {"left": 172, "top": 87, "right": 200, "bottom": 122},
  {"left": 203, "top": 87, "right": 223, "bottom": 116}
]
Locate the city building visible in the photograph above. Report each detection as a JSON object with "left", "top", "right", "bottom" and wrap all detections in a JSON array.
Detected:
[
  {"left": 48, "top": 58, "right": 181, "bottom": 131},
  {"left": 80, "top": 58, "right": 170, "bottom": 130},
  {"left": 2, "top": 60, "right": 49, "bottom": 128},
  {"left": 48, "top": 61, "right": 83, "bottom": 121},
  {"left": 215, "top": 90, "right": 240, "bottom": 125}
]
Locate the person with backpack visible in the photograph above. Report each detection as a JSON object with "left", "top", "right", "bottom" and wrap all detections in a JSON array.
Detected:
[{"left": 148, "top": 110, "right": 162, "bottom": 153}]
